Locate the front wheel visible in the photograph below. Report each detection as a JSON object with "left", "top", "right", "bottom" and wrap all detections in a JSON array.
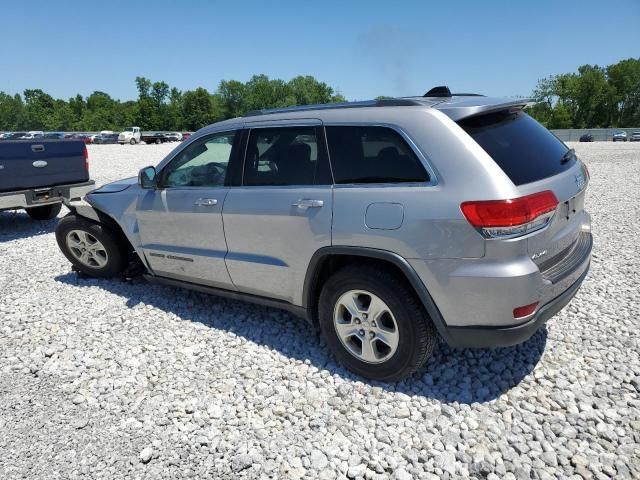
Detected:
[
  {"left": 25, "top": 203, "right": 61, "bottom": 220},
  {"left": 55, "top": 214, "right": 127, "bottom": 277},
  {"left": 130, "top": 138, "right": 136, "bottom": 145},
  {"left": 318, "top": 266, "right": 437, "bottom": 381}
]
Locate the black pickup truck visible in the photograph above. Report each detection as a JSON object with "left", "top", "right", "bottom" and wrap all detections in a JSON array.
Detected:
[{"left": 0, "top": 140, "right": 95, "bottom": 220}]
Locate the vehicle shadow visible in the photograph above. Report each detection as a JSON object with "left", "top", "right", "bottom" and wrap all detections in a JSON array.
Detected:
[
  {"left": 54, "top": 273, "right": 547, "bottom": 404},
  {"left": 0, "top": 211, "right": 58, "bottom": 242}
]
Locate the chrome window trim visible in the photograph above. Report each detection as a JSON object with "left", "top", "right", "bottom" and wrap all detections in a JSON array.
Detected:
[{"left": 322, "top": 122, "right": 439, "bottom": 188}]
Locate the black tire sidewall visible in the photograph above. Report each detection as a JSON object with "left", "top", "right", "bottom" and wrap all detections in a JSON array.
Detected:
[
  {"left": 319, "top": 269, "right": 429, "bottom": 381},
  {"left": 55, "top": 215, "right": 126, "bottom": 277}
]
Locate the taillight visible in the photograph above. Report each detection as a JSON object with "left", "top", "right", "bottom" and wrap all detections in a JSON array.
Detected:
[
  {"left": 84, "top": 146, "right": 89, "bottom": 173},
  {"left": 461, "top": 190, "right": 558, "bottom": 239}
]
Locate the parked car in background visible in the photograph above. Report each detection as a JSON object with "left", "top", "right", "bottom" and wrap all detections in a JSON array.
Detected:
[
  {"left": 20, "top": 131, "right": 45, "bottom": 139},
  {"left": 118, "top": 126, "right": 141, "bottom": 145},
  {"left": 54, "top": 88, "right": 592, "bottom": 381},
  {"left": 43, "top": 132, "right": 65, "bottom": 139},
  {"left": 579, "top": 133, "right": 594, "bottom": 142},
  {"left": 0, "top": 139, "right": 93, "bottom": 220},
  {"left": 2, "top": 132, "right": 27, "bottom": 140},
  {"left": 612, "top": 131, "right": 627, "bottom": 142},
  {"left": 629, "top": 132, "right": 640, "bottom": 142},
  {"left": 181, "top": 132, "right": 192, "bottom": 141},
  {"left": 72, "top": 134, "right": 93, "bottom": 144},
  {"left": 141, "top": 132, "right": 170, "bottom": 144},
  {"left": 94, "top": 133, "right": 120, "bottom": 144},
  {"left": 164, "top": 132, "right": 183, "bottom": 142}
]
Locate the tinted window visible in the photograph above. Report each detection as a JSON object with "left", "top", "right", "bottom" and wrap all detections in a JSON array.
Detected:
[
  {"left": 162, "top": 131, "right": 235, "bottom": 187},
  {"left": 244, "top": 127, "right": 320, "bottom": 186},
  {"left": 325, "top": 126, "right": 428, "bottom": 184},
  {"left": 459, "top": 111, "right": 573, "bottom": 185}
]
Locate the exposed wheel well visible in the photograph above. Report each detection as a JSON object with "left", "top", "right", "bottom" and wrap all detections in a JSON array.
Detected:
[{"left": 70, "top": 207, "right": 137, "bottom": 261}]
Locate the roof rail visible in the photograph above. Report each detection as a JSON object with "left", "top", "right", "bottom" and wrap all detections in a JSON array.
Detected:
[{"left": 243, "top": 98, "right": 424, "bottom": 117}]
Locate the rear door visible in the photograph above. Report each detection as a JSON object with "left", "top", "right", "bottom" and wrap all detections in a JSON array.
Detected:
[
  {"left": 222, "top": 121, "right": 333, "bottom": 304},
  {"left": 0, "top": 140, "right": 88, "bottom": 192},
  {"left": 135, "top": 130, "right": 240, "bottom": 289}
]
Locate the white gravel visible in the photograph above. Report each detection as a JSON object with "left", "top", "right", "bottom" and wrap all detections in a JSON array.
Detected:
[{"left": 1, "top": 142, "right": 639, "bottom": 479}]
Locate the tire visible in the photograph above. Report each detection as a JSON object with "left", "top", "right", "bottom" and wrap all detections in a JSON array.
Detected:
[
  {"left": 318, "top": 266, "right": 437, "bottom": 381},
  {"left": 155, "top": 138, "right": 161, "bottom": 144},
  {"left": 55, "top": 214, "right": 127, "bottom": 278},
  {"left": 25, "top": 203, "right": 62, "bottom": 220},
  {"left": 130, "top": 138, "right": 136, "bottom": 145}
]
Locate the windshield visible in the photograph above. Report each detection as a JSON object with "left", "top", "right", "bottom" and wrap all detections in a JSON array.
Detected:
[{"left": 124, "top": 128, "right": 134, "bottom": 132}]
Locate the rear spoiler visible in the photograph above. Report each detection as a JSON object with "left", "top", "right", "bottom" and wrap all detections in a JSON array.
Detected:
[{"left": 435, "top": 98, "right": 536, "bottom": 122}]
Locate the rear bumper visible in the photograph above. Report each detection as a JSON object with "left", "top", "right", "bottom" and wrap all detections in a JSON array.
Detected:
[
  {"left": 0, "top": 181, "right": 95, "bottom": 211},
  {"left": 442, "top": 263, "right": 589, "bottom": 348}
]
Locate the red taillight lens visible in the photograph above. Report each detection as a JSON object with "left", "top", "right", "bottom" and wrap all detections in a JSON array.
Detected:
[
  {"left": 461, "top": 191, "right": 558, "bottom": 228},
  {"left": 513, "top": 302, "right": 539, "bottom": 319},
  {"left": 84, "top": 146, "right": 89, "bottom": 173}
]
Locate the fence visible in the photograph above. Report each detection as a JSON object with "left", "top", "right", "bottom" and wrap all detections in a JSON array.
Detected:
[{"left": 551, "top": 128, "right": 640, "bottom": 142}]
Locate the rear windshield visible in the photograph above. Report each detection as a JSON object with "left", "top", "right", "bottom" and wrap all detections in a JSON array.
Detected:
[{"left": 459, "top": 110, "right": 574, "bottom": 185}]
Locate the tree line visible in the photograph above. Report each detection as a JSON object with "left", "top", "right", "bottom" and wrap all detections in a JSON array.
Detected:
[
  {"left": 0, "top": 75, "right": 346, "bottom": 132},
  {"left": 527, "top": 58, "right": 640, "bottom": 129},
  {"left": 1, "top": 58, "right": 639, "bottom": 132}
]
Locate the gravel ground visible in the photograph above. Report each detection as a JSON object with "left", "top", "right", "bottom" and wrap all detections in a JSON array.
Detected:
[{"left": 0, "top": 142, "right": 639, "bottom": 479}]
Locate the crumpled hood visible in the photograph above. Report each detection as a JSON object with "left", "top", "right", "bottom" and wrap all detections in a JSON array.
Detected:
[{"left": 89, "top": 176, "right": 137, "bottom": 194}]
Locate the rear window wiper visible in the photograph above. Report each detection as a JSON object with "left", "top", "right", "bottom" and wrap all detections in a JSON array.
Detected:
[{"left": 560, "top": 148, "right": 576, "bottom": 165}]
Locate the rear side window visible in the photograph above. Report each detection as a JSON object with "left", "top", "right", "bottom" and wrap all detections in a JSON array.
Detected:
[
  {"left": 325, "top": 126, "right": 429, "bottom": 184},
  {"left": 459, "top": 111, "right": 574, "bottom": 185},
  {"left": 244, "top": 127, "right": 322, "bottom": 186}
]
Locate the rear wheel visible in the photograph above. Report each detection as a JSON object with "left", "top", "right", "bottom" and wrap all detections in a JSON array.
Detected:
[
  {"left": 155, "top": 138, "right": 161, "bottom": 144},
  {"left": 25, "top": 203, "right": 61, "bottom": 220},
  {"left": 318, "top": 266, "right": 437, "bottom": 381},
  {"left": 55, "top": 214, "right": 127, "bottom": 277}
]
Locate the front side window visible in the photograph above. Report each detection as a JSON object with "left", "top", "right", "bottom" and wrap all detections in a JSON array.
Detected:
[
  {"left": 162, "top": 131, "right": 235, "bottom": 188},
  {"left": 325, "top": 126, "right": 429, "bottom": 184},
  {"left": 243, "top": 127, "right": 319, "bottom": 186}
]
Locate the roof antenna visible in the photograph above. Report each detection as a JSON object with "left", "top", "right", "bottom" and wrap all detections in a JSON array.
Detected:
[{"left": 424, "top": 86, "right": 452, "bottom": 98}]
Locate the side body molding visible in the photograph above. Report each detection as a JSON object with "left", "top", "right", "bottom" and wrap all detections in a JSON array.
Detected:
[{"left": 302, "top": 246, "right": 450, "bottom": 341}]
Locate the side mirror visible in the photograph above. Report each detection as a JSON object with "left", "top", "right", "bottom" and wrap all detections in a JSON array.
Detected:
[{"left": 138, "top": 166, "right": 157, "bottom": 189}]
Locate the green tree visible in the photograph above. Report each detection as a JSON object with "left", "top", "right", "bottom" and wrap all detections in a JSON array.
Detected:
[
  {"left": 0, "top": 93, "right": 25, "bottom": 130},
  {"left": 181, "top": 88, "right": 218, "bottom": 130},
  {"left": 217, "top": 80, "right": 247, "bottom": 118}
]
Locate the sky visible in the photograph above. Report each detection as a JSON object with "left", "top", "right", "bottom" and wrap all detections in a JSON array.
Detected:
[{"left": 1, "top": 0, "right": 639, "bottom": 102}]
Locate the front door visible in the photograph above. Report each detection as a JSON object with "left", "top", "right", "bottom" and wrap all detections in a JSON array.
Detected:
[
  {"left": 136, "top": 130, "right": 239, "bottom": 289},
  {"left": 222, "top": 124, "right": 333, "bottom": 304}
]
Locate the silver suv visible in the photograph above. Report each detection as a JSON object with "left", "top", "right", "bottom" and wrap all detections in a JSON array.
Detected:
[{"left": 55, "top": 87, "right": 592, "bottom": 381}]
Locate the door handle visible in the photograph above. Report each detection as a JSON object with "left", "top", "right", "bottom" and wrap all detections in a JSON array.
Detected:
[
  {"left": 292, "top": 199, "right": 324, "bottom": 209},
  {"left": 194, "top": 198, "right": 218, "bottom": 206}
]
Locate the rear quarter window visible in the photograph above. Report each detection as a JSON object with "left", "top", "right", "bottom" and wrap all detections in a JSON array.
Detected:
[
  {"left": 458, "top": 111, "right": 574, "bottom": 185},
  {"left": 325, "top": 126, "right": 429, "bottom": 184}
]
